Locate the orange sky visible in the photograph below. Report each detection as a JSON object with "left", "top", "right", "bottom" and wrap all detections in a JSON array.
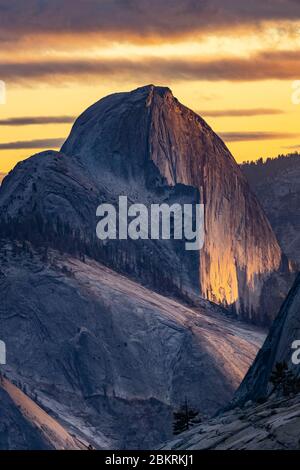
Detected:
[{"left": 1, "top": 2, "right": 300, "bottom": 175}]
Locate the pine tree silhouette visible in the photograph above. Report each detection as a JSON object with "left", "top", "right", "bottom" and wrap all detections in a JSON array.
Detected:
[
  {"left": 270, "top": 362, "right": 300, "bottom": 396},
  {"left": 270, "top": 361, "right": 288, "bottom": 392},
  {"left": 173, "top": 398, "right": 201, "bottom": 435}
]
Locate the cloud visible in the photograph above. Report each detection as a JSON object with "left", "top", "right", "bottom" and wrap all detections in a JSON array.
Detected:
[
  {"left": 0, "top": 138, "right": 65, "bottom": 150},
  {"left": 0, "top": 116, "right": 75, "bottom": 126},
  {"left": 1, "top": 50, "right": 300, "bottom": 84},
  {"left": 220, "top": 131, "right": 299, "bottom": 142},
  {"left": 283, "top": 144, "right": 300, "bottom": 149},
  {"left": 0, "top": 133, "right": 295, "bottom": 151},
  {"left": 0, "top": 1, "right": 300, "bottom": 43},
  {"left": 201, "top": 108, "right": 284, "bottom": 118}
]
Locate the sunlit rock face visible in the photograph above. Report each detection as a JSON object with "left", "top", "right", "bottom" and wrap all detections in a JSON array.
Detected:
[
  {"left": 0, "top": 383, "right": 52, "bottom": 450},
  {"left": 0, "top": 377, "right": 83, "bottom": 450},
  {"left": 146, "top": 87, "right": 284, "bottom": 318},
  {"left": 60, "top": 85, "right": 289, "bottom": 323}
]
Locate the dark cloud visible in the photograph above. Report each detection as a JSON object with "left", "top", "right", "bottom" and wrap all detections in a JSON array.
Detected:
[
  {"left": 1, "top": 50, "right": 300, "bottom": 84},
  {"left": 220, "top": 132, "right": 299, "bottom": 142},
  {"left": 0, "top": 0, "right": 299, "bottom": 42},
  {"left": 0, "top": 116, "right": 75, "bottom": 126},
  {"left": 201, "top": 108, "right": 284, "bottom": 118},
  {"left": 0, "top": 138, "right": 64, "bottom": 150}
]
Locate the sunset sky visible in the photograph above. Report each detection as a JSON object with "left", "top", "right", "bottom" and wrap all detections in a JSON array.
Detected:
[{"left": 1, "top": 0, "right": 300, "bottom": 177}]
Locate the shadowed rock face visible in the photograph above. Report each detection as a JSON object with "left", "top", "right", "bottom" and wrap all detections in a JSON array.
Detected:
[
  {"left": 230, "top": 273, "right": 300, "bottom": 407},
  {"left": 0, "top": 85, "right": 292, "bottom": 324}
]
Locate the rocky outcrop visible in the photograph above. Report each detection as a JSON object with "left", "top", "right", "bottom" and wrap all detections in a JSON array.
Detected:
[
  {"left": 162, "top": 273, "right": 300, "bottom": 451},
  {"left": 162, "top": 394, "right": 300, "bottom": 450},
  {"left": 0, "top": 85, "right": 292, "bottom": 324}
]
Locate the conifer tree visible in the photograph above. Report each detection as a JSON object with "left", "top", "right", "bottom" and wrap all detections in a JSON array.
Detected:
[
  {"left": 270, "top": 362, "right": 300, "bottom": 396},
  {"left": 173, "top": 398, "right": 201, "bottom": 435}
]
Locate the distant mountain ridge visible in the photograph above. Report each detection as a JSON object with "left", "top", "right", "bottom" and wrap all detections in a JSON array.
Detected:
[{"left": 241, "top": 153, "right": 300, "bottom": 266}]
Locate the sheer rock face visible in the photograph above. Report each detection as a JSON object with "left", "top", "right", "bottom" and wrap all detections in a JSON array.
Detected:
[
  {"left": 147, "top": 87, "right": 284, "bottom": 320},
  {"left": 231, "top": 273, "right": 300, "bottom": 406},
  {"left": 0, "top": 85, "right": 290, "bottom": 323},
  {"left": 61, "top": 85, "right": 287, "bottom": 323}
]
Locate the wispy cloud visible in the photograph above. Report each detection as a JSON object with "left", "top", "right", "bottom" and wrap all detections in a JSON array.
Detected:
[
  {"left": 1, "top": 50, "right": 300, "bottom": 84},
  {"left": 0, "top": 116, "right": 75, "bottom": 126},
  {"left": 220, "top": 131, "right": 299, "bottom": 142},
  {"left": 0, "top": 138, "right": 65, "bottom": 150},
  {"left": 282, "top": 144, "right": 300, "bottom": 149},
  {"left": 0, "top": 133, "right": 296, "bottom": 150},
  {"left": 201, "top": 108, "right": 284, "bottom": 118}
]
